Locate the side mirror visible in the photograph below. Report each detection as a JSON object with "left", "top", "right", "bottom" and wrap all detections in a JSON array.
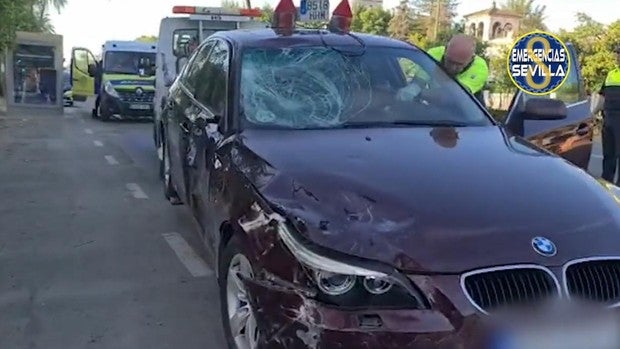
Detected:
[{"left": 521, "top": 98, "right": 567, "bottom": 120}]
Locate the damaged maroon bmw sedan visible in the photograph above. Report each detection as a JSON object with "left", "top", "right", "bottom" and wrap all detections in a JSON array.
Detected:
[{"left": 158, "top": 2, "right": 620, "bottom": 348}]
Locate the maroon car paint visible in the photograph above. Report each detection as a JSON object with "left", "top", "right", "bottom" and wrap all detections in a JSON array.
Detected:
[{"left": 235, "top": 126, "right": 620, "bottom": 274}]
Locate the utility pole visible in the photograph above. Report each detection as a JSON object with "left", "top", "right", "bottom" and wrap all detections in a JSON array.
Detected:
[{"left": 433, "top": 0, "right": 441, "bottom": 41}]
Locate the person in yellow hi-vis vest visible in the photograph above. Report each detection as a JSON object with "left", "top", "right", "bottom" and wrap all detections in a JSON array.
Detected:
[
  {"left": 426, "top": 34, "right": 490, "bottom": 107},
  {"left": 598, "top": 46, "right": 620, "bottom": 184}
]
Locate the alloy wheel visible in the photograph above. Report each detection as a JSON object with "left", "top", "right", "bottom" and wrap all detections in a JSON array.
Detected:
[{"left": 226, "top": 254, "right": 259, "bottom": 349}]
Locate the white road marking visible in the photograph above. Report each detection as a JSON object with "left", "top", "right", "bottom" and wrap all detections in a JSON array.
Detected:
[
  {"left": 126, "top": 183, "right": 148, "bottom": 199},
  {"left": 84, "top": 128, "right": 93, "bottom": 134},
  {"left": 104, "top": 155, "right": 119, "bottom": 165},
  {"left": 162, "top": 233, "right": 213, "bottom": 277},
  {"left": 93, "top": 140, "right": 104, "bottom": 147},
  {"left": 592, "top": 154, "right": 603, "bottom": 159}
]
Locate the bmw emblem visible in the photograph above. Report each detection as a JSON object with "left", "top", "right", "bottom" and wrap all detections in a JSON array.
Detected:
[
  {"left": 136, "top": 87, "right": 143, "bottom": 95},
  {"left": 532, "top": 236, "right": 557, "bottom": 257}
]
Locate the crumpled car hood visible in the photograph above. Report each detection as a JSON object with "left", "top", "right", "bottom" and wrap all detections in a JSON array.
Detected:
[{"left": 236, "top": 127, "right": 620, "bottom": 273}]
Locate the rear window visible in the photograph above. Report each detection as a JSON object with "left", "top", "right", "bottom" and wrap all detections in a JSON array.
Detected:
[{"left": 239, "top": 45, "right": 492, "bottom": 129}]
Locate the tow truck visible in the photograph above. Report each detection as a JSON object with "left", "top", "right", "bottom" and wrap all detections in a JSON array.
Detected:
[
  {"left": 71, "top": 40, "right": 157, "bottom": 121},
  {"left": 153, "top": 5, "right": 265, "bottom": 170}
]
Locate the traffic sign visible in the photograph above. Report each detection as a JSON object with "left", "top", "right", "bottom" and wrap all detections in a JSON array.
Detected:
[{"left": 299, "top": 0, "right": 329, "bottom": 22}]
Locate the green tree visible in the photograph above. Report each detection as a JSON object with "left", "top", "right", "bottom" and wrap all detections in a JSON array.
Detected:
[
  {"left": 222, "top": 0, "right": 240, "bottom": 9},
  {"left": 407, "top": 32, "right": 428, "bottom": 49},
  {"left": 388, "top": 0, "right": 416, "bottom": 41},
  {"left": 500, "top": 0, "right": 546, "bottom": 33},
  {"left": 135, "top": 35, "right": 158, "bottom": 43},
  {"left": 410, "top": 0, "right": 459, "bottom": 41},
  {"left": 351, "top": 6, "right": 392, "bottom": 35},
  {"left": 487, "top": 45, "right": 516, "bottom": 116},
  {"left": 259, "top": 3, "right": 273, "bottom": 24},
  {"left": 558, "top": 15, "right": 620, "bottom": 93},
  {"left": 0, "top": 0, "right": 65, "bottom": 53}
]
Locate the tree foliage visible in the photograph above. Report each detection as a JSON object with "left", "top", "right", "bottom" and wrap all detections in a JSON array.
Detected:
[
  {"left": 351, "top": 6, "right": 392, "bottom": 36},
  {"left": 558, "top": 15, "right": 620, "bottom": 93},
  {"left": 410, "top": 0, "right": 458, "bottom": 41},
  {"left": 135, "top": 35, "right": 158, "bottom": 43},
  {"left": 259, "top": 3, "right": 273, "bottom": 24},
  {"left": 500, "top": 0, "right": 546, "bottom": 34},
  {"left": 388, "top": 0, "right": 416, "bottom": 41},
  {"left": 222, "top": 0, "right": 240, "bottom": 9},
  {"left": 0, "top": 0, "right": 65, "bottom": 53}
]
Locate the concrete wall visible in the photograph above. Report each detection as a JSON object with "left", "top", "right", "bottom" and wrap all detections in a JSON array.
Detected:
[{"left": 5, "top": 31, "right": 63, "bottom": 114}]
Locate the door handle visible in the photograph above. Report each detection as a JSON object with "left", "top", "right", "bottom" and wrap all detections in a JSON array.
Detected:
[{"left": 576, "top": 123, "right": 590, "bottom": 136}]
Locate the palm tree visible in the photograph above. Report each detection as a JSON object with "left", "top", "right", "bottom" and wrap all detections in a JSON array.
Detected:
[{"left": 35, "top": 0, "right": 67, "bottom": 33}]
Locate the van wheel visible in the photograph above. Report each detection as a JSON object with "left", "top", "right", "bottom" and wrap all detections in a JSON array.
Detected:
[
  {"left": 162, "top": 137, "right": 183, "bottom": 205},
  {"left": 219, "top": 240, "right": 260, "bottom": 349}
]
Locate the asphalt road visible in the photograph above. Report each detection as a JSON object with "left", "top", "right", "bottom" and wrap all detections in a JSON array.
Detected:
[
  {"left": 0, "top": 100, "right": 606, "bottom": 349},
  {"left": 0, "top": 100, "right": 227, "bottom": 349}
]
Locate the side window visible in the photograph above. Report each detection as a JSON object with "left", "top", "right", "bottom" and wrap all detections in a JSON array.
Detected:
[
  {"left": 552, "top": 48, "right": 581, "bottom": 104},
  {"left": 397, "top": 57, "right": 431, "bottom": 84},
  {"left": 521, "top": 44, "right": 583, "bottom": 106},
  {"left": 181, "top": 41, "right": 215, "bottom": 92},
  {"left": 74, "top": 48, "right": 96, "bottom": 74},
  {"left": 173, "top": 29, "right": 198, "bottom": 57},
  {"left": 194, "top": 40, "right": 229, "bottom": 117}
]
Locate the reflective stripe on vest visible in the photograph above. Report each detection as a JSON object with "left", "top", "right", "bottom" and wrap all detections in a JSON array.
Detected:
[
  {"left": 426, "top": 46, "right": 488, "bottom": 94},
  {"left": 606, "top": 68, "right": 620, "bottom": 87},
  {"left": 604, "top": 68, "right": 620, "bottom": 112}
]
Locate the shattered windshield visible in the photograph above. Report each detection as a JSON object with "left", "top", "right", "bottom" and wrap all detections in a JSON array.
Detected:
[
  {"left": 239, "top": 45, "right": 493, "bottom": 129},
  {"left": 104, "top": 51, "right": 156, "bottom": 75}
]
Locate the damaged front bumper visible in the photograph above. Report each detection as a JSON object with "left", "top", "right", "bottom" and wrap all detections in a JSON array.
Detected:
[{"left": 244, "top": 274, "right": 481, "bottom": 349}]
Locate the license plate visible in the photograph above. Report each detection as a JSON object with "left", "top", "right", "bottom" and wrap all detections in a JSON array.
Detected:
[
  {"left": 129, "top": 104, "right": 150, "bottom": 110},
  {"left": 492, "top": 316, "right": 620, "bottom": 349}
]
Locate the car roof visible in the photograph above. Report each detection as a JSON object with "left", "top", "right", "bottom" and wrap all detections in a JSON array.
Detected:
[{"left": 212, "top": 28, "right": 420, "bottom": 51}]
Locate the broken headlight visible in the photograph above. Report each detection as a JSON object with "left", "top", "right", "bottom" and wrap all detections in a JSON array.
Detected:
[{"left": 278, "top": 224, "right": 427, "bottom": 309}]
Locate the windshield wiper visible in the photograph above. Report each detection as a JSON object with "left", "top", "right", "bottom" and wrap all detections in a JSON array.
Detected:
[{"left": 341, "top": 120, "right": 472, "bottom": 128}]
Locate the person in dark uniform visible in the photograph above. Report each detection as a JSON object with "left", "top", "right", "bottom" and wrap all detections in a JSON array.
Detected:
[
  {"left": 92, "top": 59, "right": 103, "bottom": 117},
  {"left": 600, "top": 46, "right": 620, "bottom": 184}
]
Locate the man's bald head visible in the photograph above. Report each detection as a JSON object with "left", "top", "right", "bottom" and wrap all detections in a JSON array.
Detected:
[{"left": 442, "top": 34, "right": 477, "bottom": 76}]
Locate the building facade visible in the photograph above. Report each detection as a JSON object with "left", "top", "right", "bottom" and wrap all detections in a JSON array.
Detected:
[{"left": 463, "top": 1, "right": 522, "bottom": 45}]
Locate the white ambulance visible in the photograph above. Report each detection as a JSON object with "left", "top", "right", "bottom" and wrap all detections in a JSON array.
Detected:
[{"left": 153, "top": 5, "right": 266, "bottom": 166}]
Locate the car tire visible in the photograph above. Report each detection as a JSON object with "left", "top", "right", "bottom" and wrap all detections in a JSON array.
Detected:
[
  {"left": 100, "top": 106, "right": 111, "bottom": 122},
  {"left": 219, "top": 239, "right": 260, "bottom": 349},
  {"left": 162, "top": 136, "right": 183, "bottom": 205}
]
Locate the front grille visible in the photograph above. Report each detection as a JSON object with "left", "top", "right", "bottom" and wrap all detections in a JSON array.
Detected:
[
  {"left": 463, "top": 267, "right": 558, "bottom": 313},
  {"left": 118, "top": 91, "right": 154, "bottom": 103},
  {"left": 566, "top": 259, "right": 620, "bottom": 305}
]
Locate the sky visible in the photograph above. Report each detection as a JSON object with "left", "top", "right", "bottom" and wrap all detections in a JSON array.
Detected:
[{"left": 50, "top": 0, "right": 617, "bottom": 60}]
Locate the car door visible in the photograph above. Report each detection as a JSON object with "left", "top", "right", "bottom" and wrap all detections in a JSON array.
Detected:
[
  {"left": 504, "top": 43, "right": 593, "bottom": 170},
  {"left": 185, "top": 39, "right": 231, "bottom": 253},
  {"left": 70, "top": 47, "right": 98, "bottom": 101},
  {"left": 166, "top": 41, "right": 215, "bottom": 202}
]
